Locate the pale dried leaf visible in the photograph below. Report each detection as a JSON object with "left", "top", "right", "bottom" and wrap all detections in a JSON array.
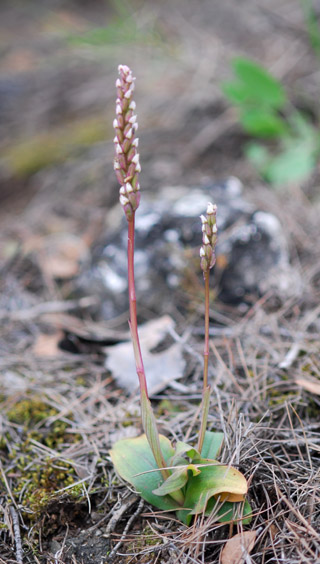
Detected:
[
  {"left": 295, "top": 377, "right": 320, "bottom": 396},
  {"left": 33, "top": 331, "right": 64, "bottom": 357},
  {"left": 220, "top": 530, "right": 257, "bottom": 564},
  {"left": 104, "top": 315, "right": 185, "bottom": 393}
]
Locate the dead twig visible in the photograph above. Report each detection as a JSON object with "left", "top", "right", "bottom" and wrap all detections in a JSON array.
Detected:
[
  {"left": 9, "top": 505, "right": 24, "bottom": 564},
  {"left": 106, "top": 498, "right": 144, "bottom": 561}
]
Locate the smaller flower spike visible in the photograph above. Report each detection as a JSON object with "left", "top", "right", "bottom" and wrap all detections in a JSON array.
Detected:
[
  {"left": 113, "top": 65, "right": 141, "bottom": 221},
  {"left": 200, "top": 203, "right": 218, "bottom": 273}
]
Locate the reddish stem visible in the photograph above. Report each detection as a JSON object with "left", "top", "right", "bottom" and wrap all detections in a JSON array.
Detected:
[{"left": 127, "top": 214, "right": 148, "bottom": 395}]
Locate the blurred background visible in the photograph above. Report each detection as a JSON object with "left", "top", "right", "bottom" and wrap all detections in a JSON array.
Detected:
[
  {"left": 1, "top": 0, "right": 320, "bottom": 304},
  {"left": 2, "top": 0, "right": 320, "bottom": 206}
]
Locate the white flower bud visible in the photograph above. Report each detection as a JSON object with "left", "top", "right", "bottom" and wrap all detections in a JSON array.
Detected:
[
  {"left": 129, "top": 115, "right": 137, "bottom": 124},
  {"left": 207, "top": 202, "right": 217, "bottom": 215},
  {"left": 116, "top": 144, "right": 123, "bottom": 154},
  {"left": 203, "top": 234, "right": 210, "bottom": 245},
  {"left": 129, "top": 101, "right": 136, "bottom": 110},
  {"left": 124, "top": 89, "right": 132, "bottom": 99},
  {"left": 114, "top": 160, "right": 120, "bottom": 170},
  {"left": 116, "top": 104, "right": 122, "bottom": 115},
  {"left": 118, "top": 64, "right": 130, "bottom": 74},
  {"left": 135, "top": 163, "right": 141, "bottom": 172},
  {"left": 132, "top": 138, "right": 139, "bottom": 147},
  {"left": 113, "top": 118, "right": 118, "bottom": 129},
  {"left": 125, "top": 128, "right": 133, "bottom": 139},
  {"left": 131, "top": 154, "right": 140, "bottom": 164},
  {"left": 200, "top": 247, "right": 206, "bottom": 257},
  {"left": 120, "top": 194, "right": 130, "bottom": 206},
  {"left": 125, "top": 182, "right": 134, "bottom": 193},
  {"left": 115, "top": 78, "right": 121, "bottom": 88}
]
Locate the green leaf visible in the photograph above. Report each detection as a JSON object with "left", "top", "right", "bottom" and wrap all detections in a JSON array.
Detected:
[
  {"left": 176, "top": 498, "right": 252, "bottom": 526},
  {"left": 200, "top": 431, "right": 224, "bottom": 459},
  {"left": 110, "top": 434, "right": 180, "bottom": 511},
  {"left": 206, "top": 499, "right": 253, "bottom": 524},
  {"left": 170, "top": 441, "right": 200, "bottom": 465},
  {"left": 264, "top": 142, "right": 316, "bottom": 185},
  {"left": 222, "top": 82, "right": 251, "bottom": 105},
  {"left": 245, "top": 142, "right": 270, "bottom": 171},
  {"left": 176, "top": 460, "right": 248, "bottom": 524},
  {"left": 140, "top": 390, "right": 168, "bottom": 472},
  {"left": 241, "top": 109, "right": 288, "bottom": 138},
  {"left": 231, "top": 58, "right": 287, "bottom": 109},
  {"left": 152, "top": 467, "right": 188, "bottom": 496}
]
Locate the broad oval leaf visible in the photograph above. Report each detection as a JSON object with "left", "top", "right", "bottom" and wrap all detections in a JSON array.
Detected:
[
  {"left": 110, "top": 433, "right": 179, "bottom": 511},
  {"left": 241, "top": 109, "right": 287, "bottom": 138},
  {"left": 231, "top": 57, "right": 287, "bottom": 109},
  {"left": 182, "top": 460, "right": 248, "bottom": 516}
]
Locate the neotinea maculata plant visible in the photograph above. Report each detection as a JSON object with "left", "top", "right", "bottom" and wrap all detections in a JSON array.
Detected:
[{"left": 110, "top": 64, "right": 252, "bottom": 526}]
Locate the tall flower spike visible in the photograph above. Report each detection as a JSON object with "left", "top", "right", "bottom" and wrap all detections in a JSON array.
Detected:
[
  {"left": 197, "top": 201, "right": 218, "bottom": 454},
  {"left": 200, "top": 203, "right": 218, "bottom": 273},
  {"left": 113, "top": 65, "right": 141, "bottom": 221}
]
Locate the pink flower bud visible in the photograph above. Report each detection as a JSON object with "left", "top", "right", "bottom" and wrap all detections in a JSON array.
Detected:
[{"left": 114, "top": 64, "right": 141, "bottom": 219}]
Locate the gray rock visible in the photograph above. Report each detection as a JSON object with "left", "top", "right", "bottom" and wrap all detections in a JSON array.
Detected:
[{"left": 76, "top": 177, "right": 301, "bottom": 319}]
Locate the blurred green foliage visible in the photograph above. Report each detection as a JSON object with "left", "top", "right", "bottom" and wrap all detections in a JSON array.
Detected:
[
  {"left": 69, "top": 0, "right": 162, "bottom": 49},
  {"left": 222, "top": 57, "right": 320, "bottom": 186},
  {"left": 301, "top": 0, "right": 320, "bottom": 60}
]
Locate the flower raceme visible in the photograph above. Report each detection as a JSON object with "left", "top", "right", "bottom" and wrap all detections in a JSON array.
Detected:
[
  {"left": 113, "top": 64, "right": 141, "bottom": 221},
  {"left": 200, "top": 203, "right": 218, "bottom": 273}
]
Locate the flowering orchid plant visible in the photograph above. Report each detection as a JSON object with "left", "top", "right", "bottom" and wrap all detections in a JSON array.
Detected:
[{"left": 110, "top": 65, "right": 252, "bottom": 526}]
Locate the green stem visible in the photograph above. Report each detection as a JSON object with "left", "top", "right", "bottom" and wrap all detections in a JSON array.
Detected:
[
  {"left": 197, "top": 385, "right": 211, "bottom": 454},
  {"left": 203, "top": 270, "right": 210, "bottom": 390},
  {"left": 127, "top": 216, "right": 184, "bottom": 505},
  {"left": 197, "top": 270, "right": 211, "bottom": 453}
]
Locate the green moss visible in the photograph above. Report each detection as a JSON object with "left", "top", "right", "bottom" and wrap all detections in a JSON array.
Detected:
[
  {"left": 0, "top": 435, "right": 7, "bottom": 450},
  {"left": 13, "top": 456, "right": 77, "bottom": 519},
  {"left": 7, "top": 396, "right": 57, "bottom": 426},
  {"left": 3, "top": 116, "right": 111, "bottom": 178},
  {"left": 4, "top": 395, "right": 84, "bottom": 520}
]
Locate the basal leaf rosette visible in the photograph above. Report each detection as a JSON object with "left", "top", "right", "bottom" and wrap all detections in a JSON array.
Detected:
[{"left": 110, "top": 431, "right": 252, "bottom": 525}]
